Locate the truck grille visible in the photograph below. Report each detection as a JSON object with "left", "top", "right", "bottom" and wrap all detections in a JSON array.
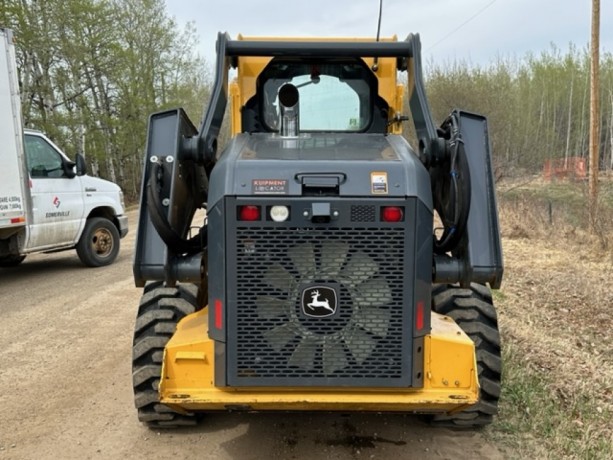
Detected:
[{"left": 227, "top": 225, "right": 411, "bottom": 387}]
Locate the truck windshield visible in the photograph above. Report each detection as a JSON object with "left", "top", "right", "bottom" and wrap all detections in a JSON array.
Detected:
[{"left": 261, "top": 61, "right": 372, "bottom": 132}]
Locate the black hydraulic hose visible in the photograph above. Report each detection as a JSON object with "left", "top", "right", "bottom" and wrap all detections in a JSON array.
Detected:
[
  {"left": 434, "top": 114, "right": 471, "bottom": 254},
  {"left": 147, "top": 162, "right": 204, "bottom": 255}
]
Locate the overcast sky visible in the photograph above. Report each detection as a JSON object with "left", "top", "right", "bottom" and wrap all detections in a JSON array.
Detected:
[{"left": 166, "top": 0, "right": 612, "bottom": 69}]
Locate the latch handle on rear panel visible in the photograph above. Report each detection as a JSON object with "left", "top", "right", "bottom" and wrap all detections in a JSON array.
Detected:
[{"left": 296, "top": 173, "right": 345, "bottom": 196}]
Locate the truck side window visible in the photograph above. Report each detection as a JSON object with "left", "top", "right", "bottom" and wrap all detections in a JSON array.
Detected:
[{"left": 24, "top": 135, "right": 65, "bottom": 178}]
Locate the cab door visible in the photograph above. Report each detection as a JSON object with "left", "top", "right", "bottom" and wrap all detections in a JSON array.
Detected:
[{"left": 23, "top": 133, "right": 84, "bottom": 251}]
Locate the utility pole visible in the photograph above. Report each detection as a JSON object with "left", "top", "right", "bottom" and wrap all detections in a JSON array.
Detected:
[{"left": 588, "top": 0, "right": 600, "bottom": 231}]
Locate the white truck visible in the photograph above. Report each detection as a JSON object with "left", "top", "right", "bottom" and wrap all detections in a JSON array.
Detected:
[{"left": 0, "top": 28, "right": 128, "bottom": 268}]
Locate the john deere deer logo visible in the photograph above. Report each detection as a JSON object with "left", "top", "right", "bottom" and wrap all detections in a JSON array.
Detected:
[
  {"left": 308, "top": 289, "right": 333, "bottom": 312},
  {"left": 301, "top": 286, "right": 337, "bottom": 318}
]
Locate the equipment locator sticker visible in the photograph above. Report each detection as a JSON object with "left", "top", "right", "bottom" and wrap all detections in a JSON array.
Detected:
[
  {"left": 370, "top": 172, "right": 388, "bottom": 194},
  {"left": 252, "top": 179, "right": 289, "bottom": 195}
]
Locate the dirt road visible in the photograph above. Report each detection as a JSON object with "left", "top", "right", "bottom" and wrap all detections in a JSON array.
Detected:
[{"left": 0, "top": 210, "right": 505, "bottom": 460}]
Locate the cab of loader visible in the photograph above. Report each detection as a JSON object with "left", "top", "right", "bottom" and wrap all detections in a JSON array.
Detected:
[
  {"left": 132, "top": 33, "right": 503, "bottom": 429},
  {"left": 227, "top": 37, "right": 406, "bottom": 137}
]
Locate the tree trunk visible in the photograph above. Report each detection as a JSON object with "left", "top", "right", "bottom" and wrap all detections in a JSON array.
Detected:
[
  {"left": 565, "top": 73, "right": 574, "bottom": 165},
  {"left": 609, "top": 89, "right": 613, "bottom": 171},
  {"left": 577, "top": 70, "right": 589, "bottom": 157}
]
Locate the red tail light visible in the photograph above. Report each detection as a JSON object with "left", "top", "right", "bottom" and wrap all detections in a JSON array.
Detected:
[
  {"left": 214, "top": 299, "right": 223, "bottom": 329},
  {"left": 381, "top": 206, "right": 404, "bottom": 222},
  {"left": 416, "top": 300, "right": 424, "bottom": 331},
  {"left": 239, "top": 205, "right": 261, "bottom": 221}
]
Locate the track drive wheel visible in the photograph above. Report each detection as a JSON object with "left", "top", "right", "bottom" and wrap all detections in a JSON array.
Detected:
[
  {"left": 132, "top": 283, "right": 201, "bottom": 428},
  {"left": 430, "top": 283, "right": 502, "bottom": 427}
]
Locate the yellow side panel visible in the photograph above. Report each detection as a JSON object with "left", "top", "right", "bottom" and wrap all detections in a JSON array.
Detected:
[
  {"left": 425, "top": 314, "right": 477, "bottom": 391},
  {"left": 232, "top": 55, "right": 273, "bottom": 135},
  {"left": 389, "top": 84, "right": 405, "bottom": 135},
  {"left": 229, "top": 82, "right": 241, "bottom": 136},
  {"left": 159, "top": 310, "right": 478, "bottom": 413}
]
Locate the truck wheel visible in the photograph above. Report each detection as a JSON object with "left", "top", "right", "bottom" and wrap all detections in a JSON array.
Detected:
[
  {"left": 76, "top": 217, "right": 120, "bottom": 267},
  {"left": 132, "top": 283, "right": 201, "bottom": 428},
  {"left": 430, "top": 283, "right": 502, "bottom": 427},
  {"left": 0, "top": 255, "right": 26, "bottom": 267}
]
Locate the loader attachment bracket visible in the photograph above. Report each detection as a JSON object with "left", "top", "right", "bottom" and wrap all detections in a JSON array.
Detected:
[
  {"left": 133, "top": 108, "right": 208, "bottom": 287},
  {"left": 432, "top": 110, "right": 503, "bottom": 288}
]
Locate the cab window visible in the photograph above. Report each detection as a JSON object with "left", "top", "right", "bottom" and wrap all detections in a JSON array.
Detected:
[
  {"left": 261, "top": 60, "right": 373, "bottom": 132},
  {"left": 24, "top": 135, "right": 65, "bottom": 178}
]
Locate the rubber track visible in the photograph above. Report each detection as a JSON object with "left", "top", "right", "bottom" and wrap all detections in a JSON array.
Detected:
[
  {"left": 132, "top": 283, "right": 201, "bottom": 428},
  {"left": 430, "top": 283, "right": 502, "bottom": 428}
]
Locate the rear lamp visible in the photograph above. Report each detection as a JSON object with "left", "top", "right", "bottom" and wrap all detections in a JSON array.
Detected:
[
  {"left": 238, "top": 205, "right": 261, "bottom": 221},
  {"left": 269, "top": 205, "right": 290, "bottom": 222},
  {"left": 381, "top": 206, "right": 404, "bottom": 222},
  {"left": 416, "top": 300, "right": 424, "bottom": 331}
]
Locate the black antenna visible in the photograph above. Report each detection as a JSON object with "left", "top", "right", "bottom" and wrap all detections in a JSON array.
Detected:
[{"left": 372, "top": 0, "right": 383, "bottom": 71}]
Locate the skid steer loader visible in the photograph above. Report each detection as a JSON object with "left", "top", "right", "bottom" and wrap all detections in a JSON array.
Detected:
[{"left": 132, "top": 33, "right": 503, "bottom": 428}]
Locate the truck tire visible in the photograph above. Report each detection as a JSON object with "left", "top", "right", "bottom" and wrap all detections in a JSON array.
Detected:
[
  {"left": 76, "top": 217, "right": 120, "bottom": 267},
  {"left": 0, "top": 255, "right": 26, "bottom": 267},
  {"left": 132, "top": 283, "right": 201, "bottom": 428},
  {"left": 430, "top": 283, "right": 502, "bottom": 427}
]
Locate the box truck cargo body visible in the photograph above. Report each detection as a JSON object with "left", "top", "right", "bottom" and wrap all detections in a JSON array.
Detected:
[{"left": 0, "top": 28, "right": 127, "bottom": 267}]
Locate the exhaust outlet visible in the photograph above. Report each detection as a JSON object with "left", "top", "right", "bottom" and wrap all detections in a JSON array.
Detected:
[{"left": 278, "top": 84, "right": 299, "bottom": 137}]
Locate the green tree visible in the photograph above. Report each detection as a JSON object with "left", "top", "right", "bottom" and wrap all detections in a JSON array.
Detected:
[{"left": 2, "top": 0, "right": 211, "bottom": 199}]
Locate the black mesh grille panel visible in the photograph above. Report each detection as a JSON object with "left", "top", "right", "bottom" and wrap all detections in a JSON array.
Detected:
[
  {"left": 350, "top": 205, "right": 376, "bottom": 222},
  {"left": 228, "top": 224, "right": 410, "bottom": 386}
]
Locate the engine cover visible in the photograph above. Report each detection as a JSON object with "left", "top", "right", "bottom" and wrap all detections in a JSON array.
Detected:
[
  {"left": 208, "top": 133, "right": 433, "bottom": 388},
  {"left": 207, "top": 133, "right": 433, "bottom": 206}
]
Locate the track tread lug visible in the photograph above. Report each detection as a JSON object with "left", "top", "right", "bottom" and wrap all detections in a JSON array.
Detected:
[{"left": 132, "top": 283, "right": 202, "bottom": 428}]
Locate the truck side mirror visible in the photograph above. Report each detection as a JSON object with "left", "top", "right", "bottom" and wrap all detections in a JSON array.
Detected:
[
  {"left": 63, "top": 159, "right": 77, "bottom": 178},
  {"left": 75, "top": 153, "right": 87, "bottom": 176}
]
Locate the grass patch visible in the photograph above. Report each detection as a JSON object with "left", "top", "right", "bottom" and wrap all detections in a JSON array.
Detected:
[
  {"left": 488, "top": 177, "right": 613, "bottom": 458},
  {"left": 492, "top": 345, "right": 612, "bottom": 459},
  {"left": 497, "top": 177, "right": 613, "bottom": 251},
  {"left": 491, "top": 290, "right": 507, "bottom": 302}
]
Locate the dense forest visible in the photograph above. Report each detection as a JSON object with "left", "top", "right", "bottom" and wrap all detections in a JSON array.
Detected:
[
  {"left": 2, "top": 0, "right": 613, "bottom": 199},
  {"left": 426, "top": 49, "right": 613, "bottom": 177}
]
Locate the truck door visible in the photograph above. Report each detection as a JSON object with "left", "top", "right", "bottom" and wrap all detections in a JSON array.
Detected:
[{"left": 23, "top": 134, "right": 84, "bottom": 251}]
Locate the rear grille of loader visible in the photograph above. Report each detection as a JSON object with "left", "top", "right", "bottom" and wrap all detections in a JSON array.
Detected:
[{"left": 227, "top": 225, "right": 410, "bottom": 387}]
